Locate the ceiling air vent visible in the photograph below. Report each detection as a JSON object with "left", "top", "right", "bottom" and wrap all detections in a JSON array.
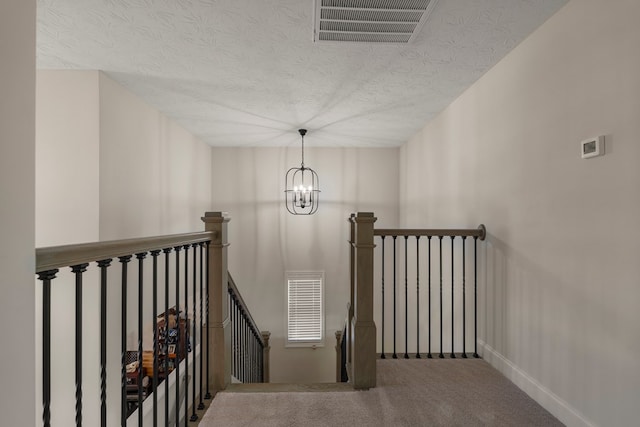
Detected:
[{"left": 313, "top": 0, "right": 438, "bottom": 44}]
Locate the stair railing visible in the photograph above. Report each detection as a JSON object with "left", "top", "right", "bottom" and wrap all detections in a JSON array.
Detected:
[
  {"left": 37, "top": 231, "right": 212, "bottom": 427},
  {"left": 228, "top": 274, "right": 270, "bottom": 383},
  {"left": 347, "top": 212, "right": 486, "bottom": 389},
  {"left": 35, "top": 211, "right": 268, "bottom": 427},
  {"left": 374, "top": 225, "right": 486, "bottom": 360}
]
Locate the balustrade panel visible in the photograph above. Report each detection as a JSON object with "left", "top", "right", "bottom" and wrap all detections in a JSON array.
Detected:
[
  {"left": 373, "top": 227, "right": 485, "bottom": 359},
  {"left": 36, "top": 231, "right": 213, "bottom": 426}
]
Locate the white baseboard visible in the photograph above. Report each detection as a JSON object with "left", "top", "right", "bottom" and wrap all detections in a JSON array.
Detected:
[{"left": 478, "top": 340, "right": 596, "bottom": 427}]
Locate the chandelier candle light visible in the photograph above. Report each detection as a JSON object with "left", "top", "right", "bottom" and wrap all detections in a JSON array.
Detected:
[{"left": 285, "top": 129, "right": 320, "bottom": 215}]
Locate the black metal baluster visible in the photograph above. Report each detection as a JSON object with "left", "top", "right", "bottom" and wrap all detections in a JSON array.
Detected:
[
  {"left": 236, "top": 301, "right": 244, "bottom": 382},
  {"left": 234, "top": 299, "right": 238, "bottom": 380},
  {"left": 233, "top": 306, "right": 242, "bottom": 382},
  {"left": 228, "top": 294, "right": 233, "bottom": 378},
  {"left": 163, "top": 248, "right": 172, "bottom": 427},
  {"left": 38, "top": 269, "right": 58, "bottom": 427},
  {"left": 233, "top": 299, "right": 237, "bottom": 379},
  {"left": 119, "top": 255, "right": 132, "bottom": 427},
  {"left": 251, "top": 331, "right": 258, "bottom": 383},
  {"left": 174, "top": 245, "right": 182, "bottom": 427},
  {"left": 236, "top": 295, "right": 239, "bottom": 379},
  {"left": 254, "top": 334, "right": 258, "bottom": 382},
  {"left": 451, "top": 236, "right": 456, "bottom": 358},
  {"left": 255, "top": 333, "right": 258, "bottom": 382},
  {"left": 250, "top": 331, "right": 254, "bottom": 382},
  {"left": 238, "top": 302, "right": 241, "bottom": 381},
  {"left": 245, "top": 323, "right": 248, "bottom": 383},
  {"left": 242, "top": 315, "right": 245, "bottom": 383},
  {"left": 249, "top": 332, "right": 253, "bottom": 382},
  {"left": 245, "top": 315, "right": 249, "bottom": 383},
  {"left": 98, "top": 259, "right": 112, "bottom": 427},
  {"left": 233, "top": 295, "right": 242, "bottom": 381},
  {"left": 151, "top": 250, "right": 161, "bottom": 427},
  {"left": 474, "top": 236, "right": 479, "bottom": 358},
  {"left": 190, "top": 244, "right": 198, "bottom": 422},
  {"left": 438, "top": 236, "right": 444, "bottom": 359},
  {"left": 404, "top": 236, "right": 409, "bottom": 359},
  {"left": 241, "top": 314, "right": 245, "bottom": 383},
  {"left": 258, "top": 336, "right": 261, "bottom": 382},
  {"left": 241, "top": 312, "right": 246, "bottom": 382},
  {"left": 183, "top": 245, "right": 189, "bottom": 427},
  {"left": 392, "top": 235, "right": 397, "bottom": 359},
  {"left": 260, "top": 341, "right": 264, "bottom": 382},
  {"left": 416, "top": 237, "right": 421, "bottom": 359},
  {"left": 71, "top": 263, "right": 88, "bottom": 427},
  {"left": 135, "top": 253, "right": 145, "bottom": 427},
  {"left": 229, "top": 295, "right": 233, "bottom": 379},
  {"left": 246, "top": 325, "right": 249, "bottom": 383},
  {"left": 198, "top": 243, "right": 205, "bottom": 410},
  {"left": 427, "top": 236, "right": 432, "bottom": 359},
  {"left": 204, "top": 242, "right": 212, "bottom": 400},
  {"left": 238, "top": 305, "right": 241, "bottom": 381},
  {"left": 252, "top": 333, "right": 255, "bottom": 382},
  {"left": 462, "top": 237, "right": 468, "bottom": 358},
  {"left": 380, "top": 236, "right": 385, "bottom": 359}
]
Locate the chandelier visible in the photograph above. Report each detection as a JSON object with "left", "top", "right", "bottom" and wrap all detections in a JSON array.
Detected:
[{"left": 284, "top": 129, "right": 320, "bottom": 215}]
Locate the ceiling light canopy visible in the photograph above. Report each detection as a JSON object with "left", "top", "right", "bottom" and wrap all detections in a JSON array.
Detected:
[{"left": 285, "top": 129, "right": 320, "bottom": 215}]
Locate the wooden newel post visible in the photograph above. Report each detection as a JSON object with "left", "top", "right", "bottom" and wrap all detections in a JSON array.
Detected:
[
  {"left": 201, "top": 212, "right": 231, "bottom": 394},
  {"left": 350, "top": 212, "right": 377, "bottom": 389},
  {"left": 261, "top": 331, "right": 271, "bottom": 383}
]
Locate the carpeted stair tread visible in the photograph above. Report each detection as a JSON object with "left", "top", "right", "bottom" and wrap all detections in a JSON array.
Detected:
[{"left": 224, "top": 382, "right": 355, "bottom": 393}]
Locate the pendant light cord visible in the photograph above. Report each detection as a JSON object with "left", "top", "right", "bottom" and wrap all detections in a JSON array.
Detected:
[{"left": 299, "top": 129, "right": 307, "bottom": 169}]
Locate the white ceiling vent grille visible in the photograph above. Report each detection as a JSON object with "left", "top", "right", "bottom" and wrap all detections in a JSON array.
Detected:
[{"left": 314, "top": 0, "right": 438, "bottom": 44}]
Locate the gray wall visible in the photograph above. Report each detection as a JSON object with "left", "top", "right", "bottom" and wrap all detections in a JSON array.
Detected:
[
  {"left": 0, "top": 1, "right": 36, "bottom": 426},
  {"left": 399, "top": 1, "right": 640, "bottom": 425}
]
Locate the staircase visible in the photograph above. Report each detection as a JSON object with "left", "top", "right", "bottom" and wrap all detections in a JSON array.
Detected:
[{"left": 198, "top": 359, "right": 562, "bottom": 426}]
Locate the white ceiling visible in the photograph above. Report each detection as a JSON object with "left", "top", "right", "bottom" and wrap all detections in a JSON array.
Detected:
[{"left": 37, "top": 0, "right": 567, "bottom": 148}]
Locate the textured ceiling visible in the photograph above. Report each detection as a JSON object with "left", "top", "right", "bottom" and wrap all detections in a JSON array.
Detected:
[{"left": 37, "top": 0, "right": 567, "bottom": 147}]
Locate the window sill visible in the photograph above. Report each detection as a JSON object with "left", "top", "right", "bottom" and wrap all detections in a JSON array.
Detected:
[{"left": 285, "top": 342, "right": 325, "bottom": 349}]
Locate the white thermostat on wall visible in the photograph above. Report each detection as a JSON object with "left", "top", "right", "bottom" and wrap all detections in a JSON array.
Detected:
[{"left": 581, "top": 135, "right": 604, "bottom": 159}]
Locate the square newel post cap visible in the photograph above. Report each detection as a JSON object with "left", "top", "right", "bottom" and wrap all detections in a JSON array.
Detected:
[
  {"left": 201, "top": 211, "right": 231, "bottom": 224},
  {"left": 261, "top": 331, "right": 271, "bottom": 346},
  {"left": 350, "top": 212, "right": 377, "bottom": 223}
]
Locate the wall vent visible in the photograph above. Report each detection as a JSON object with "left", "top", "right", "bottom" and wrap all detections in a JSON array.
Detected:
[{"left": 313, "top": 0, "right": 438, "bottom": 44}]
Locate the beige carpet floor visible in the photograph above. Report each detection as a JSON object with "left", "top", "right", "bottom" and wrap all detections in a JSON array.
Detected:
[{"left": 199, "top": 358, "right": 563, "bottom": 426}]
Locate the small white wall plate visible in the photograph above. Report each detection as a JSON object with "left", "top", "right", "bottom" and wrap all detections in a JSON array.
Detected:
[{"left": 581, "top": 136, "right": 604, "bottom": 159}]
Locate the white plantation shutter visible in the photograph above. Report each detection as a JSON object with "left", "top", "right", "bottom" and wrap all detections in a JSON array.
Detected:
[{"left": 287, "top": 272, "right": 324, "bottom": 344}]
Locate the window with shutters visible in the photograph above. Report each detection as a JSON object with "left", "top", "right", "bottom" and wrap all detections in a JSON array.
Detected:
[{"left": 286, "top": 271, "right": 324, "bottom": 347}]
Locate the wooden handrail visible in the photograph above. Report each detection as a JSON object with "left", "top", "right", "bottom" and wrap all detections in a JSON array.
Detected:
[
  {"left": 374, "top": 224, "right": 486, "bottom": 240},
  {"left": 36, "top": 231, "right": 214, "bottom": 272},
  {"left": 228, "top": 273, "right": 265, "bottom": 346}
]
